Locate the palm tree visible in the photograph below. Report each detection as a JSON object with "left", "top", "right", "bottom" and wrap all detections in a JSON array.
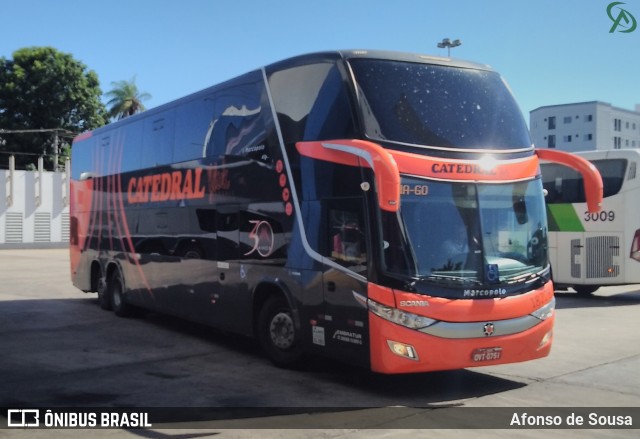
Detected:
[{"left": 105, "top": 76, "right": 151, "bottom": 120}]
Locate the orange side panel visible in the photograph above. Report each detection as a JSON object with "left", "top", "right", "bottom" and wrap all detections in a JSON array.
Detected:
[
  {"left": 69, "top": 178, "right": 93, "bottom": 283},
  {"left": 390, "top": 150, "right": 541, "bottom": 182},
  {"left": 367, "top": 283, "right": 396, "bottom": 307}
]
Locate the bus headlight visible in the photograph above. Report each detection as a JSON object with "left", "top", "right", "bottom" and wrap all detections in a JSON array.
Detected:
[
  {"left": 367, "top": 297, "right": 437, "bottom": 330},
  {"left": 387, "top": 340, "right": 419, "bottom": 360},
  {"left": 530, "top": 297, "right": 555, "bottom": 321}
]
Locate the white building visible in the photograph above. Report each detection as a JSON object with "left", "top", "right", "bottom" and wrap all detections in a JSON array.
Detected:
[
  {"left": 1, "top": 158, "right": 70, "bottom": 248},
  {"left": 530, "top": 101, "right": 640, "bottom": 152}
]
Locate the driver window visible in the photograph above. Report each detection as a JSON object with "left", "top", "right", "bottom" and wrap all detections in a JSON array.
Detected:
[{"left": 327, "top": 202, "right": 367, "bottom": 273}]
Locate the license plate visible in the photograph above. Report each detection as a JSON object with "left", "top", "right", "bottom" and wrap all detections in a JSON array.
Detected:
[{"left": 472, "top": 347, "right": 502, "bottom": 362}]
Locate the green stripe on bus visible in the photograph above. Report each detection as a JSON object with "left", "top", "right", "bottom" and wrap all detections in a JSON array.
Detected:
[{"left": 546, "top": 204, "right": 584, "bottom": 232}]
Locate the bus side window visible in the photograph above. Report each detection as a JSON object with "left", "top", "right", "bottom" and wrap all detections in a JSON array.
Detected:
[
  {"left": 71, "top": 136, "right": 96, "bottom": 181},
  {"left": 268, "top": 62, "right": 355, "bottom": 146},
  {"left": 204, "top": 76, "right": 270, "bottom": 163},
  {"left": 174, "top": 96, "right": 215, "bottom": 163},
  {"left": 303, "top": 65, "right": 354, "bottom": 141},
  {"left": 142, "top": 109, "right": 175, "bottom": 169},
  {"left": 119, "top": 123, "right": 142, "bottom": 173}
]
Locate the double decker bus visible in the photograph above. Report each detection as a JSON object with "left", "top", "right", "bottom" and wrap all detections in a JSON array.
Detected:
[
  {"left": 541, "top": 149, "right": 640, "bottom": 295},
  {"left": 70, "top": 50, "right": 603, "bottom": 373}
]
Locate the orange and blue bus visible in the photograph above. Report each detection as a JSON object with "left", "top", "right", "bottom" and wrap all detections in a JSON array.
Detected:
[{"left": 70, "top": 50, "right": 602, "bottom": 373}]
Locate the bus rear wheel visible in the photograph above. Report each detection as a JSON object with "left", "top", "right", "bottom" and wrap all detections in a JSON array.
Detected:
[
  {"left": 109, "top": 269, "right": 133, "bottom": 317},
  {"left": 97, "top": 276, "right": 112, "bottom": 311},
  {"left": 257, "top": 296, "right": 303, "bottom": 368}
]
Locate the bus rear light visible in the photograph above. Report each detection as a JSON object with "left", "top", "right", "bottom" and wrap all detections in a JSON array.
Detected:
[
  {"left": 631, "top": 229, "right": 640, "bottom": 262},
  {"left": 387, "top": 340, "right": 419, "bottom": 361}
]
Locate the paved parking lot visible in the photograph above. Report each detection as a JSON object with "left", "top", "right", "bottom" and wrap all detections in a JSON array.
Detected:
[{"left": 1, "top": 249, "right": 639, "bottom": 438}]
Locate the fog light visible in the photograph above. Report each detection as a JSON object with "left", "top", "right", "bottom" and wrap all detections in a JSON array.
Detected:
[
  {"left": 539, "top": 330, "right": 553, "bottom": 348},
  {"left": 387, "top": 340, "right": 419, "bottom": 361}
]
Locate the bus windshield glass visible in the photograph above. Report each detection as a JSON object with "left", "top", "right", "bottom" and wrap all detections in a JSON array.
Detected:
[
  {"left": 349, "top": 59, "right": 531, "bottom": 150},
  {"left": 384, "top": 177, "right": 548, "bottom": 290}
]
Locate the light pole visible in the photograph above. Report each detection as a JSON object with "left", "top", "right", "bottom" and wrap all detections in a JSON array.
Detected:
[{"left": 437, "top": 38, "right": 462, "bottom": 57}]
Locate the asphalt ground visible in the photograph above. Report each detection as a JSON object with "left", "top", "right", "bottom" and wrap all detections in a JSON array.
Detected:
[{"left": 1, "top": 249, "right": 639, "bottom": 438}]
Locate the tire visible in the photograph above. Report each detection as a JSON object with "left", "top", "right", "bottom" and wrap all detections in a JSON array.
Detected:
[
  {"left": 257, "top": 296, "right": 303, "bottom": 368},
  {"left": 109, "top": 269, "right": 133, "bottom": 317},
  {"left": 97, "top": 276, "right": 112, "bottom": 311},
  {"left": 574, "top": 285, "right": 599, "bottom": 296}
]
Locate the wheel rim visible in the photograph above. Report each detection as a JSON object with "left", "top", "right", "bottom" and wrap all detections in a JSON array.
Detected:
[
  {"left": 112, "top": 280, "right": 122, "bottom": 308},
  {"left": 98, "top": 277, "right": 107, "bottom": 296},
  {"left": 269, "top": 311, "right": 295, "bottom": 350}
]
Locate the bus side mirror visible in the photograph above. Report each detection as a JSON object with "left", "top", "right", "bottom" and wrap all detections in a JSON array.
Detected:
[
  {"left": 535, "top": 148, "right": 603, "bottom": 213},
  {"left": 513, "top": 198, "right": 528, "bottom": 224},
  {"left": 296, "top": 140, "right": 400, "bottom": 212}
]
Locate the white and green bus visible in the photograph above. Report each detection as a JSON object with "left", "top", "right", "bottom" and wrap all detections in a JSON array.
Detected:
[{"left": 541, "top": 149, "right": 640, "bottom": 295}]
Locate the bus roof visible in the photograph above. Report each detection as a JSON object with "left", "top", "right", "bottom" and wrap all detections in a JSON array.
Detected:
[
  {"left": 73, "top": 49, "right": 494, "bottom": 143},
  {"left": 568, "top": 149, "right": 640, "bottom": 161},
  {"left": 266, "top": 49, "right": 493, "bottom": 73}
]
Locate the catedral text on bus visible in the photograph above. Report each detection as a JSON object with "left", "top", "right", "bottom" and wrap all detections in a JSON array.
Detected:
[{"left": 70, "top": 50, "right": 603, "bottom": 373}]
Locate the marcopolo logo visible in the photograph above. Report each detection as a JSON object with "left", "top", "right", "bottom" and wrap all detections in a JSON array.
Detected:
[{"left": 607, "top": 2, "right": 637, "bottom": 33}]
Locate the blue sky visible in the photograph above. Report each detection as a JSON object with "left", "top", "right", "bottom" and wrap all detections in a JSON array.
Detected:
[{"left": 1, "top": 0, "right": 638, "bottom": 123}]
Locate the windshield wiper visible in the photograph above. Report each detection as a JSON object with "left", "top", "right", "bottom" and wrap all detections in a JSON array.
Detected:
[
  {"left": 419, "top": 273, "right": 483, "bottom": 286},
  {"left": 503, "top": 267, "right": 550, "bottom": 285}
]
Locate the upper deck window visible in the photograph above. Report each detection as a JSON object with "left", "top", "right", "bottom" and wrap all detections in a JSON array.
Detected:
[
  {"left": 349, "top": 60, "right": 531, "bottom": 151},
  {"left": 541, "top": 159, "right": 627, "bottom": 204},
  {"left": 268, "top": 62, "right": 355, "bottom": 145}
]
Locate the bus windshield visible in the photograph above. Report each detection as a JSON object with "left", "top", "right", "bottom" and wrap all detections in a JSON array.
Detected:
[
  {"left": 383, "top": 177, "right": 548, "bottom": 291},
  {"left": 350, "top": 59, "right": 531, "bottom": 150}
]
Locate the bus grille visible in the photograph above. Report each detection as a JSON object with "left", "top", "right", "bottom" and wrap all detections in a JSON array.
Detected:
[{"left": 586, "top": 235, "right": 620, "bottom": 279}]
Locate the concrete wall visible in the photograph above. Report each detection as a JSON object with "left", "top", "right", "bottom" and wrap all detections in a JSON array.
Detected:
[{"left": 1, "top": 162, "right": 69, "bottom": 248}]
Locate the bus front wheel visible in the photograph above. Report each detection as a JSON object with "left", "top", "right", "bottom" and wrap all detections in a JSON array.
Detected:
[
  {"left": 257, "top": 296, "right": 303, "bottom": 368},
  {"left": 574, "top": 285, "right": 600, "bottom": 296}
]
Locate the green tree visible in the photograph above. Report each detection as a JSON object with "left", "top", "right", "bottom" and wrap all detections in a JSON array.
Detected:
[
  {"left": 0, "top": 47, "right": 107, "bottom": 170},
  {"left": 105, "top": 77, "right": 151, "bottom": 120}
]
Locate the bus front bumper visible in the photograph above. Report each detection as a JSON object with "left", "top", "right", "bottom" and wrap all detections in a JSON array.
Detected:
[{"left": 369, "top": 312, "right": 554, "bottom": 374}]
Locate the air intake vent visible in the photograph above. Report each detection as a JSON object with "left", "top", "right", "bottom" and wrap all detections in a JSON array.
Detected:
[
  {"left": 34, "top": 212, "right": 51, "bottom": 242},
  {"left": 61, "top": 213, "right": 70, "bottom": 242},
  {"left": 5, "top": 212, "right": 23, "bottom": 243}
]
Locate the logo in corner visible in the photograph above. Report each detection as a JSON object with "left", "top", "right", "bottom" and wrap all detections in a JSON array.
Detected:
[{"left": 607, "top": 2, "right": 637, "bottom": 33}]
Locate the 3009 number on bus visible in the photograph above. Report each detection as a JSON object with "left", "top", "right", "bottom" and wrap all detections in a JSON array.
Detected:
[{"left": 584, "top": 210, "right": 615, "bottom": 222}]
